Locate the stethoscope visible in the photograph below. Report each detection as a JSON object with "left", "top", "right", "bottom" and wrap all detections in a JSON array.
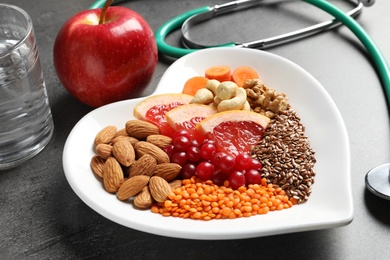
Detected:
[{"left": 90, "top": 0, "right": 390, "bottom": 200}]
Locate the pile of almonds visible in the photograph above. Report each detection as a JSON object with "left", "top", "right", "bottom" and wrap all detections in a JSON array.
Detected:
[{"left": 90, "top": 120, "right": 182, "bottom": 209}]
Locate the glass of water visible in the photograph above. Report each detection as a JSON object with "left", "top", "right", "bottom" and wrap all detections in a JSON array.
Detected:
[{"left": 0, "top": 4, "right": 54, "bottom": 170}]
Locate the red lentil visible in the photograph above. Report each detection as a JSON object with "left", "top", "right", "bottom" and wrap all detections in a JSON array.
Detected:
[{"left": 151, "top": 177, "right": 293, "bottom": 220}]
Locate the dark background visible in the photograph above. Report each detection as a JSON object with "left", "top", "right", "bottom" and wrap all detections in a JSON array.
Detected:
[{"left": 1, "top": 0, "right": 389, "bottom": 259}]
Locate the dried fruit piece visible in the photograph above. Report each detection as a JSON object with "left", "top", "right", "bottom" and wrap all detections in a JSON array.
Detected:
[
  {"left": 125, "top": 120, "right": 160, "bottom": 140},
  {"left": 129, "top": 154, "right": 157, "bottom": 178},
  {"left": 117, "top": 175, "right": 150, "bottom": 201},
  {"left": 90, "top": 155, "right": 106, "bottom": 178},
  {"left": 103, "top": 157, "right": 124, "bottom": 193},
  {"left": 94, "top": 125, "right": 117, "bottom": 145},
  {"left": 134, "top": 141, "right": 170, "bottom": 164},
  {"left": 146, "top": 134, "right": 172, "bottom": 150},
  {"left": 154, "top": 163, "right": 182, "bottom": 182},
  {"left": 112, "top": 139, "right": 135, "bottom": 167},
  {"left": 95, "top": 143, "right": 112, "bottom": 159},
  {"left": 149, "top": 176, "right": 173, "bottom": 202},
  {"left": 134, "top": 186, "right": 153, "bottom": 209}
]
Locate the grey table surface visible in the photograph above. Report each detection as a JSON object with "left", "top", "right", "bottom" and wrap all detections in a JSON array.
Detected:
[{"left": 1, "top": 0, "right": 390, "bottom": 259}]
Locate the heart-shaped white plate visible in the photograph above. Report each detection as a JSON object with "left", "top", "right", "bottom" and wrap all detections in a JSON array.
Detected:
[{"left": 63, "top": 48, "right": 352, "bottom": 240}]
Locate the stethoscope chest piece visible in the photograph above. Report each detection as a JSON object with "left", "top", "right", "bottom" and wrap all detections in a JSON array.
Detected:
[{"left": 365, "top": 163, "right": 390, "bottom": 200}]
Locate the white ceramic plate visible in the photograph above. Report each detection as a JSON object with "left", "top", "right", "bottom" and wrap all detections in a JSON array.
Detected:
[{"left": 63, "top": 48, "right": 353, "bottom": 240}]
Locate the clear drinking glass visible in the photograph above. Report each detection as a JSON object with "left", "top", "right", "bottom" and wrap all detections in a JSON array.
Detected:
[{"left": 0, "top": 4, "right": 54, "bottom": 170}]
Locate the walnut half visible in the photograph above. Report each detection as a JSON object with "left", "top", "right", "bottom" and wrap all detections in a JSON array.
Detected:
[{"left": 243, "top": 79, "right": 289, "bottom": 118}]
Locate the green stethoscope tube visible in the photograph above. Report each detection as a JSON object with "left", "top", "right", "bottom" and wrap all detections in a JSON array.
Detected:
[
  {"left": 155, "top": 6, "right": 235, "bottom": 58},
  {"left": 90, "top": 0, "right": 107, "bottom": 9},
  {"left": 303, "top": 0, "right": 390, "bottom": 108},
  {"left": 89, "top": 0, "right": 390, "bottom": 107}
]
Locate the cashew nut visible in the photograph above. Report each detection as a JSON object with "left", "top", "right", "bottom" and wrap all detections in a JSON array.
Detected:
[
  {"left": 217, "top": 81, "right": 238, "bottom": 101},
  {"left": 243, "top": 101, "right": 251, "bottom": 111},
  {"left": 190, "top": 88, "right": 214, "bottom": 104},
  {"left": 217, "top": 87, "right": 247, "bottom": 112},
  {"left": 214, "top": 96, "right": 222, "bottom": 105},
  {"left": 205, "top": 79, "right": 220, "bottom": 96}
]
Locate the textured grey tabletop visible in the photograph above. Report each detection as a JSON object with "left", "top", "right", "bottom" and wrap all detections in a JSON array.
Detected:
[{"left": 1, "top": 0, "right": 389, "bottom": 259}]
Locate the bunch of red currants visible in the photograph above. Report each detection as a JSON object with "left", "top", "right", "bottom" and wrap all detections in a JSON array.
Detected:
[{"left": 165, "top": 130, "right": 263, "bottom": 190}]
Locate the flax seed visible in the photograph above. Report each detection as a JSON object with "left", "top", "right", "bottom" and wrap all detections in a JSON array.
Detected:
[{"left": 252, "top": 105, "right": 316, "bottom": 204}]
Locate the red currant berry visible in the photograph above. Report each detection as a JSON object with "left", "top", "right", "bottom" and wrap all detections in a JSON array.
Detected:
[
  {"left": 234, "top": 153, "right": 252, "bottom": 171},
  {"left": 250, "top": 158, "right": 263, "bottom": 171},
  {"left": 212, "top": 152, "right": 227, "bottom": 166},
  {"left": 172, "top": 129, "right": 191, "bottom": 141},
  {"left": 171, "top": 152, "right": 187, "bottom": 166},
  {"left": 181, "top": 163, "right": 197, "bottom": 179},
  {"left": 201, "top": 139, "right": 215, "bottom": 146},
  {"left": 218, "top": 154, "right": 236, "bottom": 174},
  {"left": 211, "top": 171, "right": 229, "bottom": 186},
  {"left": 245, "top": 169, "right": 262, "bottom": 185},
  {"left": 189, "top": 139, "right": 200, "bottom": 148},
  {"left": 229, "top": 170, "right": 246, "bottom": 190},
  {"left": 173, "top": 135, "right": 191, "bottom": 152},
  {"left": 200, "top": 143, "right": 216, "bottom": 160},
  {"left": 186, "top": 146, "right": 201, "bottom": 162},
  {"left": 196, "top": 161, "right": 215, "bottom": 180},
  {"left": 165, "top": 144, "right": 175, "bottom": 159}
]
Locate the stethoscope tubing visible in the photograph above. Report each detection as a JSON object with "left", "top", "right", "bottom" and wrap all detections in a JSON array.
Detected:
[
  {"left": 89, "top": 0, "right": 390, "bottom": 108},
  {"left": 180, "top": 0, "right": 363, "bottom": 50},
  {"left": 303, "top": 0, "right": 390, "bottom": 108}
]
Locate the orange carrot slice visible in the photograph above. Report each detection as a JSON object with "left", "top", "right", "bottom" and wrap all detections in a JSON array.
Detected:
[
  {"left": 182, "top": 76, "right": 209, "bottom": 96},
  {"left": 232, "top": 66, "right": 259, "bottom": 87},
  {"left": 205, "top": 65, "right": 232, "bottom": 82}
]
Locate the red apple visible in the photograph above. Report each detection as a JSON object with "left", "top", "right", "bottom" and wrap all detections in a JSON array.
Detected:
[{"left": 53, "top": 6, "right": 158, "bottom": 107}]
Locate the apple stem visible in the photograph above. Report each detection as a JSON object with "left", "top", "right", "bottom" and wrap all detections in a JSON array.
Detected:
[{"left": 99, "top": 0, "right": 115, "bottom": 24}]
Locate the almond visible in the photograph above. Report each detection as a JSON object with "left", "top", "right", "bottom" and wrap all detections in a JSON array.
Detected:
[
  {"left": 95, "top": 143, "right": 112, "bottom": 159},
  {"left": 103, "top": 157, "right": 124, "bottom": 193},
  {"left": 115, "top": 128, "right": 128, "bottom": 137},
  {"left": 146, "top": 134, "right": 172, "bottom": 150},
  {"left": 90, "top": 155, "right": 105, "bottom": 178},
  {"left": 125, "top": 120, "right": 160, "bottom": 140},
  {"left": 112, "top": 139, "right": 135, "bottom": 167},
  {"left": 149, "top": 176, "right": 173, "bottom": 202},
  {"left": 154, "top": 163, "right": 181, "bottom": 182},
  {"left": 117, "top": 175, "right": 150, "bottom": 201},
  {"left": 111, "top": 135, "right": 139, "bottom": 146},
  {"left": 129, "top": 154, "right": 157, "bottom": 178},
  {"left": 134, "top": 141, "right": 170, "bottom": 164},
  {"left": 94, "top": 125, "right": 117, "bottom": 145},
  {"left": 169, "top": 179, "right": 182, "bottom": 190},
  {"left": 134, "top": 186, "right": 153, "bottom": 209}
]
